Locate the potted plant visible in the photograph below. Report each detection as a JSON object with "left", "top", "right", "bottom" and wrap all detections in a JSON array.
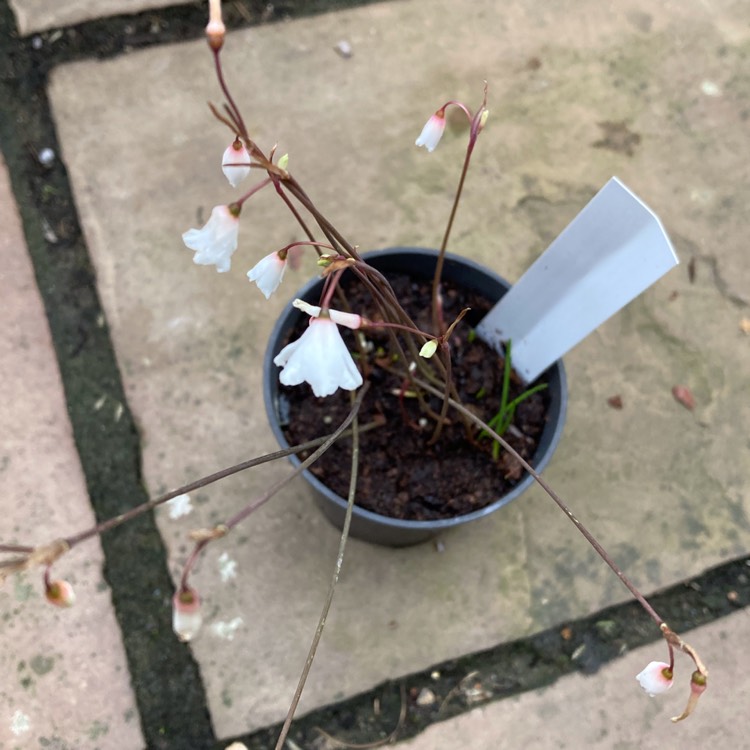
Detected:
[
  {"left": 0, "top": 1, "right": 709, "bottom": 745},
  {"left": 173, "top": 5, "right": 711, "bottom": 726},
  {"left": 263, "top": 246, "right": 568, "bottom": 546}
]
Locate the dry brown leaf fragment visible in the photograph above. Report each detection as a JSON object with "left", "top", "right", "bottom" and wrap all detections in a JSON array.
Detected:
[{"left": 672, "top": 385, "right": 695, "bottom": 411}]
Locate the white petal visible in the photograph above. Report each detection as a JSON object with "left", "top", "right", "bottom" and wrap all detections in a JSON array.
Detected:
[
  {"left": 182, "top": 205, "right": 240, "bottom": 273},
  {"left": 292, "top": 299, "right": 361, "bottom": 329},
  {"left": 328, "top": 309, "right": 362, "bottom": 330},
  {"left": 173, "top": 608, "right": 203, "bottom": 642},
  {"left": 293, "top": 299, "right": 321, "bottom": 317},
  {"left": 247, "top": 252, "right": 286, "bottom": 299},
  {"left": 274, "top": 319, "right": 362, "bottom": 397},
  {"left": 415, "top": 114, "right": 446, "bottom": 152},
  {"left": 636, "top": 661, "right": 673, "bottom": 696},
  {"left": 172, "top": 590, "right": 202, "bottom": 642},
  {"left": 221, "top": 143, "right": 252, "bottom": 187}
]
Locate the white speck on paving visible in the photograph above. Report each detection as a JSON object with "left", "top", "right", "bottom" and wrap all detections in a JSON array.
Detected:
[
  {"left": 701, "top": 80, "right": 722, "bottom": 96},
  {"left": 167, "top": 493, "right": 193, "bottom": 519},
  {"left": 218, "top": 552, "right": 237, "bottom": 582},
  {"left": 10, "top": 709, "right": 31, "bottom": 735},
  {"left": 211, "top": 618, "right": 243, "bottom": 641},
  {"left": 167, "top": 315, "right": 193, "bottom": 330}
]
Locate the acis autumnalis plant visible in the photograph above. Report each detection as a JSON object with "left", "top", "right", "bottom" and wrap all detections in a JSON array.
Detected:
[{"left": 0, "top": 0, "right": 708, "bottom": 744}]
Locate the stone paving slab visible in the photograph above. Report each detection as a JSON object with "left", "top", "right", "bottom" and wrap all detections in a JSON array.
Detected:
[
  {"left": 47, "top": 0, "right": 750, "bottom": 739},
  {"left": 0, "top": 156, "right": 143, "bottom": 749},
  {"left": 8, "top": 0, "right": 192, "bottom": 35},
  {"left": 396, "top": 607, "right": 750, "bottom": 749}
]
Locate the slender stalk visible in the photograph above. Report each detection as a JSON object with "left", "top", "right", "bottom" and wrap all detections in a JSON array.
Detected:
[
  {"left": 274, "top": 397, "right": 361, "bottom": 750},
  {"left": 235, "top": 177, "right": 272, "bottom": 209},
  {"left": 0, "top": 545, "right": 33, "bottom": 554},
  {"left": 414, "top": 377, "right": 665, "bottom": 627},
  {"left": 431, "top": 139, "right": 477, "bottom": 335},
  {"left": 212, "top": 48, "right": 248, "bottom": 143},
  {"left": 178, "top": 385, "right": 368, "bottom": 587},
  {"left": 271, "top": 176, "right": 316, "bottom": 242},
  {"left": 427, "top": 343, "right": 453, "bottom": 445},
  {"left": 61, "top": 422, "right": 380, "bottom": 550}
]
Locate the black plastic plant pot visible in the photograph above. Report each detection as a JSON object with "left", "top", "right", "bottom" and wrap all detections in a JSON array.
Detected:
[{"left": 263, "top": 247, "right": 568, "bottom": 546}]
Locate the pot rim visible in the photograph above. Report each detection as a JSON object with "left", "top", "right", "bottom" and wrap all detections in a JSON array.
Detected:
[{"left": 263, "top": 247, "right": 568, "bottom": 533}]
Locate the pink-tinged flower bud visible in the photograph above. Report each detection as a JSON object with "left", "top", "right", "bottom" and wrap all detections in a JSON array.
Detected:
[
  {"left": 222, "top": 139, "right": 252, "bottom": 188},
  {"left": 292, "top": 299, "right": 362, "bottom": 330},
  {"left": 206, "top": 0, "right": 225, "bottom": 50},
  {"left": 172, "top": 587, "right": 202, "bottom": 642},
  {"left": 274, "top": 301, "right": 363, "bottom": 397},
  {"left": 45, "top": 579, "right": 76, "bottom": 608},
  {"left": 247, "top": 251, "right": 287, "bottom": 299},
  {"left": 415, "top": 110, "right": 446, "bottom": 152},
  {"left": 182, "top": 205, "right": 240, "bottom": 273},
  {"left": 636, "top": 661, "right": 674, "bottom": 696}
]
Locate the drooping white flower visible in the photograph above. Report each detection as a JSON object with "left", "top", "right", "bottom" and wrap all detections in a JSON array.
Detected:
[
  {"left": 172, "top": 587, "right": 202, "bottom": 642},
  {"left": 182, "top": 205, "right": 240, "bottom": 273},
  {"left": 45, "top": 579, "right": 76, "bottom": 608},
  {"left": 247, "top": 251, "right": 286, "bottom": 299},
  {"left": 636, "top": 661, "right": 674, "bottom": 696},
  {"left": 274, "top": 301, "right": 363, "bottom": 397},
  {"left": 415, "top": 111, "right": 446, "bottom": 152},
  {"left": 221, "top": 139, "right": 252, "bottom": 187}
]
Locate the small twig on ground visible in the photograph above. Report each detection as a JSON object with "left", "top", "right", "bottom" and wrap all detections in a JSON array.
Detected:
[
  {"left": 438, "top": 670, "right": 480, "bottom": 714},
  {"left": 314, "top": 683, "right": 408, "bottom": 749}
]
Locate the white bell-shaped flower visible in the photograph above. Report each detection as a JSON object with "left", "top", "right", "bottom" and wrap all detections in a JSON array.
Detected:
[
  {"left": 221, "top": 139, "right": 252, "bottom": 187},
  {"left": 415, "top": 111, "right": 446, "bottom": 152},
  {"left": 182, "top": 205, "right": 240, "bottom": 273},
  {"left": 274, "top": 302, "right": 362, "bottom": 397},
  {"left": 172, "top": 587, "right": 202, "bottom": 642},
  {"left": 636, "top": 661, "right": 674, "bottom": 697},
  {"left": 247, "top": 251, "right": 287, "bottom": 299}
]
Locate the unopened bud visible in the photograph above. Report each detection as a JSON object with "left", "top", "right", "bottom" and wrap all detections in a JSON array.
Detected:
[
  {"left": 479, "top": 108, "right": 489, "bottom": 130},
  {"left": 45, "top": 579, "right": 76, "bottom": 608},
  {"left": 206, "top": 0, "right": 225, "bottom": 51},
  {"left": 277, "top": 153, "right": 289, "bottom": 170},
  {"left": 317, "top": 254, "right": 333, "bottom": 267},
  {"left": 172, "top": 586, "right": 202, "bottom": 642},
  {"left": 419, "top": 339, "right": 438, "bottom": 359},
  {"left": 222, "top": 138, "right": 252, "bottom": 188}
]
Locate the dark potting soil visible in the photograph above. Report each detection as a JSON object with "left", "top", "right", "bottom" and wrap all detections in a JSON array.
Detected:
[{"left": 280, "top": 271, "right": 550, "bottom": 521}]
